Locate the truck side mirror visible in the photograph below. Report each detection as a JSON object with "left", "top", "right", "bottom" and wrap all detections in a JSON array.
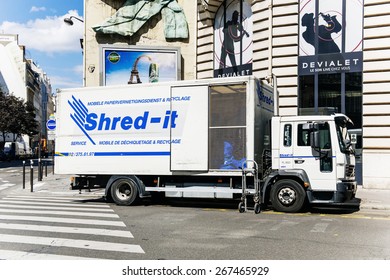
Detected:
[{"left": 310, "top": 131, "right": 320, "bottom": 149}]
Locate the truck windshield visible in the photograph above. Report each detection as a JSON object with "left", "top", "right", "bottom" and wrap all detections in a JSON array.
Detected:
[{"left": 335, "top": 119, "right": 353, "bottom": 154}]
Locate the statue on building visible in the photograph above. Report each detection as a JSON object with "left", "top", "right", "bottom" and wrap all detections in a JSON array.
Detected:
[{"left": 92, "top": 0, "right": 189, "bottom": 39}]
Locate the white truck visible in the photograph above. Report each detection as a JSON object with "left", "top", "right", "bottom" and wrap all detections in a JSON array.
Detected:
[
  {"left": 55, "top": 76, "right": 357, "bottom": 213},
  {"left": 3, "top": 141, "right": 33, "bottom": 159}
]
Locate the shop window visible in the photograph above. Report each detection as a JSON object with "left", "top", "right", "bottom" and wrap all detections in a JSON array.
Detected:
[{"left": 318, "top": 74, "right": 341, "bottom": 113}]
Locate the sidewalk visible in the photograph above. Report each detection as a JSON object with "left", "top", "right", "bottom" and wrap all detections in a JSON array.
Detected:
[
  {"left": 15, "top": 172, "right": 104, "bottom": 197},
  {"left": 18, "top": 172, "right": 390, "bottom": 211},
  {"left": 357, "top": 186, "right": 390, "bottom": 211}
]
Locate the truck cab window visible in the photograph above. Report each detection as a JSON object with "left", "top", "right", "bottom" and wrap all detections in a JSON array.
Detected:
[
  {"left": 298, "top": 123, "right": 332, "bottom": 172},
  {"left": 283, "top": 124, "right": 292, "bottom": 147},
  {"left": 297, "top": 125, "right": 310, "bottom": 146}
]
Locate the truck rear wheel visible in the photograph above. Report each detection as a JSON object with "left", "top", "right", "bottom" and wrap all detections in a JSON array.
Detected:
[
  {"left": 110, "top": 178, "right": 139, "bottom": 206},
  {"left": 270, "top": 180, "right": 305, "bottom": 213}
]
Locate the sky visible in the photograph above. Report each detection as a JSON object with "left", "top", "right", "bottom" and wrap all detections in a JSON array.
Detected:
[{"left": 0, "top": 0, "right": 84, "bottom": 92}]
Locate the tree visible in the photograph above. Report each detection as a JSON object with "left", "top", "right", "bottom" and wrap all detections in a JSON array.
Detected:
[{"left": 0, "top": 91, "right": 39, "bottom": 151}]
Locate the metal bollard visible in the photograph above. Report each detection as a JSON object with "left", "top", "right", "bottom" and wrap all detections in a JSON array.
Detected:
[
  {"left": 45, "top": 160, "right": 48, "bottom": 177},
  {"left": 30, "top": 160, "right": 34, "bottom": 192},
  {"left": 22, "top": 161, "right": 26, "bottom": 189},
  {"left": 38, "top": 158, "right": 42, "bottom": 181}
]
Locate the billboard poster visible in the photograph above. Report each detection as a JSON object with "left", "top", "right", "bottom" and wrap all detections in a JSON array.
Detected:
[
  {"left": 299, "top": 0, "right": 363, "bottom": 75},
  {"left": 214, "top": 0, "right": 253, "bottom": 78},
  {"left": 100, "top": 45, "right": 180, "bottom": 86}
]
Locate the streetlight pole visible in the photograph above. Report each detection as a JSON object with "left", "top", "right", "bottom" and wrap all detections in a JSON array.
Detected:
[{"left": 64, "top": 16, "right": 84, "bottom": 25}]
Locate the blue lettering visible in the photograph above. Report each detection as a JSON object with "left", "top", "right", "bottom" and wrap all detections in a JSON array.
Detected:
[
  {"left": 98, "top": 113, "right": 111, "bottom": 130},
  {"left": 121, "top": 116, "right": 133, "bottom": 130},
  {"left": 82, "top": 110, "right": 178, "bottom": 131},
  {"left": 85, "top": 113, "right": 98, "bottom": 130},
  {"left": 134, "top": 112, "right": 149, "bottom": 129}
]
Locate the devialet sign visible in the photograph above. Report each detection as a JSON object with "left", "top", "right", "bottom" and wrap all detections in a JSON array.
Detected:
[{"left": 298, "top": 0, "right": 363, "bottom": 75}]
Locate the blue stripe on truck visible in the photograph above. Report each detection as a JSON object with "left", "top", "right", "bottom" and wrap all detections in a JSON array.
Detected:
[{"left": 55, "top": 151, "right": 171, "bottom": 157}]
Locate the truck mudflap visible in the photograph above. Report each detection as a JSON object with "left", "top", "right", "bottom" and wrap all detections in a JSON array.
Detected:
[{"left": 306, "top": 181, "right": 359, "bottom": 206}]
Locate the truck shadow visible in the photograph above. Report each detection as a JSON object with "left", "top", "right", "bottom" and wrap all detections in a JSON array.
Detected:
[
  {"left": 70, "top": 195, "right": 362, "bottom": 215},
  {"left": 143, "top": 197, "right": 362, "bottom": 215}
]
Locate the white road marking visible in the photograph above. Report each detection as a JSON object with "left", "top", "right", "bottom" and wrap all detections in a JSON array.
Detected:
[
  {"left": 5, "top": 195, "right": 104, "bottom": 201},
  {"left": 0, "top": 222, "right": 133, "bottom": 238},
  {"left": 0, "top": 208, "right": 119, "bottom": 218},
  {"left": 0, "top": 203, "right": 114, "bottom": 212},
  {"left": 0, "top": 250, "right": 100, "bottom": 260},
  {"left": 0, "top": 214, "right": 126, "bottom": 227},
  {"left": 310, "top": 223, "right": 329, "bottom": 233},
  {"left": 0, "top": 183, "right": 15, "bottom": 187},
  {"left": 0, "top": 234, "right": 145, "bottom": 253},
  {"left": 1, "top": 198, "right": 109, "bottom": 208},
  {"left": 5, "top": 169, "right": 19, "bottom": 173},
  {"left": 270, "top": 220, "right": 299, "bottom": 231}
]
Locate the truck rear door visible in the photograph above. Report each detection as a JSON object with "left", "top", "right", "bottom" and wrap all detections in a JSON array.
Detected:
[{"left": 170, "top": 85, "right": 209, "bottom": 171}]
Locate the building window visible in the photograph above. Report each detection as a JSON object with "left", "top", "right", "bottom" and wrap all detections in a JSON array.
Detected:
[
  {"left": 298, "top": 72, "right": 362, "bottom": 128},
  {"left": 298, "top": 0, "right": 363, "bottom": 129}
]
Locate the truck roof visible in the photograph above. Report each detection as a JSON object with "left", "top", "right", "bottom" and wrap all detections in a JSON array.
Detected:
[{"left": 279, "top": 113, "right": 351, "bottom": 123}]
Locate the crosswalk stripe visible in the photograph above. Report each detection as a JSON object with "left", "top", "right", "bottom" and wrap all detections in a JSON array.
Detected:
[
  {"left": 0, "top": 208, "right": 119, "bottom": 218},
  {"left": 310, "top": 223, "right": 329, "bottom": 233},
  {"left": 6, "top": 195, "right": 103, "bottom": 201},
  {"left": 0, "top": 222, "right": 133, "bottom": 238},
  {"left": 2, "top": 197, "right": 104, "bottom": 204},
  {"left": 0, "top": 234, "right": 145, "bottom": 254},
  {"left": 0, "top": 250, "right": 100, "bottom": 260},
  {"left": 0, "top": 194, "right": 144, "bottom": 259},
  {"left": 270, "top": 220, "right": 299, "bottom": 231},
  {"left": 0, "top": 183, "right": 14, "bottom": 187},
  {"left": 0, "top": 203, "right": 114, "bottom": 212},
  {"left": 0, "top": 199, "right": 110, "bottom": 208},
  {"left": 5, "top": 169, "right": 19, "bottom": 173},
  {"left": 0, "top": 214, "right": 126, "bottom": 227},
  {"left": 0, "top": 183, "right": 15, "bottom": 190}
]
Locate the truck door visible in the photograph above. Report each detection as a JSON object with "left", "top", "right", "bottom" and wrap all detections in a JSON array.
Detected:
[
  {"left": 170, "top": 86, "right": 209, "bottom": 171},
  {"left": 292, "top": 121, "right": 336, "bottom": 191}
]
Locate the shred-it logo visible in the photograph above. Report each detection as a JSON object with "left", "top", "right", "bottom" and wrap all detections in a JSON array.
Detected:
[
  {"left": 68, "top": 96, "right": 96, "bottom": 145},
  {"left": 68, "top": 95, "right": 179, "bottom": 145}
]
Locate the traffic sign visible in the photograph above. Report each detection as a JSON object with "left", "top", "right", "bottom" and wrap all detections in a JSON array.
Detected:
[{"left": 46, "top": 119, "right": 56, "bottom": 130}]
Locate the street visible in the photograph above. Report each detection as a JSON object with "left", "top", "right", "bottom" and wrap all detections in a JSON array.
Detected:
[{"left": 0, "top": 162, "right": 389, "bottom": 260}]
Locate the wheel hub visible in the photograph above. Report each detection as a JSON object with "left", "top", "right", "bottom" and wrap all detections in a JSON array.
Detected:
[
  {"left": 278, "top": 187, "right": 296, "bottom": 205},
  {"left": 118, "top": 184, "right": 131, "bottom": 199}
]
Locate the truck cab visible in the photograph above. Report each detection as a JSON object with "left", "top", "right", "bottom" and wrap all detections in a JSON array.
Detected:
[{"left": 269, "top": 113, "right": 357, "bottom": 211}]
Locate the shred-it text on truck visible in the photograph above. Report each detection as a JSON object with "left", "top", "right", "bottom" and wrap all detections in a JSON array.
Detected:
[{"left": 54, "top": 76, "right": 357, "bottom": 213}]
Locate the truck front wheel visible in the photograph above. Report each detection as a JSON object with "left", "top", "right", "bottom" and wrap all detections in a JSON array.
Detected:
[
  {"left": 270, "top": 180, "right": 305, "bottom": 213},
  {"left": 110, "top": 178, "right": 139, "bottom": 206}
]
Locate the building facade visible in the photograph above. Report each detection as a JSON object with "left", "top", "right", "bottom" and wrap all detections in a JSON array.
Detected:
[
  {"left": 0, "top": 34, "right": 55, "bottom": 153},
  {"left": 84, "top": 0, "right": 390, "bottom": 189}
]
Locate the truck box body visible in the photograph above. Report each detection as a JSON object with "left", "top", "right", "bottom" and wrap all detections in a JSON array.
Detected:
[
  {"left": 55, "top": 76, "right": 273, "bottom": 177},
  {"left": 55, "top": 76, "right": 357, "bottom": 212}
]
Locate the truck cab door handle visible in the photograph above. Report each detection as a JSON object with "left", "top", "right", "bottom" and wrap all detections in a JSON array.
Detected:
[{"left": 295, "top": 159, "right": 305, "bottom": 164}]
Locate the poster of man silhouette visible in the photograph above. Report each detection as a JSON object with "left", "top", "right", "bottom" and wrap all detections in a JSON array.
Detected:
[
  {"left": 214, "top": 0, "right": 253, "bottom": 78},
  {"left": 299, "top": 0, "right": 363, "bottom": 75}
]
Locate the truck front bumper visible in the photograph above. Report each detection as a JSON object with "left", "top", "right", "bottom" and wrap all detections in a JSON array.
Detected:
[{"left": 307, "top": 180, "right": 358, "bottom": 206}]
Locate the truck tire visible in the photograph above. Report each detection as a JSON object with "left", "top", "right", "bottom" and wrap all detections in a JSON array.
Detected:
[
  {"left": 110, "top": 178, "right": 139, "bottom": 206},
  {"left": 270, "top": 179, "right": 305, "bottom": 213}
]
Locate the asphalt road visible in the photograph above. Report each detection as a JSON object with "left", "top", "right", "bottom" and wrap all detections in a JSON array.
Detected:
[{"left": 0, "top": 161, "right": 389, "bottom": 260}]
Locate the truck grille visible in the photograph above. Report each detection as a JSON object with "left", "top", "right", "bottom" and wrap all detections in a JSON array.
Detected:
[{"left": 345, "top": 164, "right": 355, "bottom": 178}]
